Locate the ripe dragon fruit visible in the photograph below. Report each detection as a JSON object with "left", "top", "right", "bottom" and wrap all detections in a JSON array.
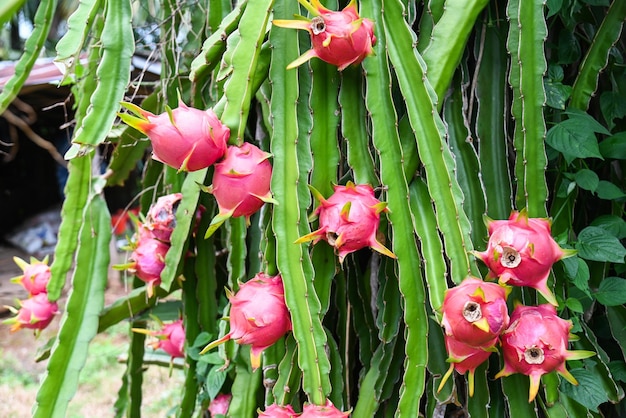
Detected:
[
  {"left": 474, "top": 210, "right": 575, "bottom": 306},
  {"left": 272, "top": 0, "right": 376, "bottom": 70},
  {"left": 258, "top": 404, "right": 298, "bottom": 417},
  {"left": 127, "top": 235, "right": 169, "bottom": 297},
  {"left": 438, "top": 334, "right": 496, "bottom": 397},
  {"left": 200, "top": 273, "right": 291, "bottom": 370},
  {"left": 144, "top": 193, "right": 183, "bottom": 242},
  {"left": 296, "top": 182, "right": 395, "bottom": 263},
  {"left": 3, "top": 293, "right": 59, "bottom": 332},
  {"left": 205, "top": 143, "right": 277, "bottom": 237},
  {"left": 441, "top": 276, "right": 510, "bottom": 347},
  {"left": 148, "top": 319, "right": 186, "bottom": 358},
  {"left": 119, "top": 100, "right": 229, "bottom": 172},
  {"left": 208, "top": 393, "right": 232, "bottom": 417},
  {"left": 11, "top": 256, "right": 51, "bottom": 296},
  {"left": 300, "top": 400, "right": 350, "bottom": 417},
  {"left": 495, "top": 304, "right": 595, "bottom": 402}
]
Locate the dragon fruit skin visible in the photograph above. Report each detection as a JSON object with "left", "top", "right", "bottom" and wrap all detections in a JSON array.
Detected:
[
  {"left": 210, "top": 143, "right": 275, "bottom": 221},
  {"left": 496, "top": 304, "right": 595, "bottom": 402},
  {"left": 11, "top": 256, "right": 51, "bottom": 296},
  {"left": 208, "top": 393, "right": 232, "bottom": 417},
  {"left": 128, "top": 236, "right": 169, "bottom": 297},
  {"left": 296, "top": 182, "right": 395, "bottom": 263},
  {"left": 4, "top": 293, "right": 59, "bottom": 332},
  {"left": 150, "top": 319, "right": 185, "bottom": 358},
  {"left": 119, "top": 100, "right": 229, "bottom": 172},
  {"left": 201, "top": 273, "right": 292, "bottom": 369},
  {"left": 258, "top": 404, "right": 298, "bottom": 417},
  {"left": 144, "top": 193, "right": 182, "bottom": 242},
  {"left": 300, "top": 400, "right": 350, "bottom": 417},
  {"left": 438, "top": 334, "right": 496, "bottom": 397},
  {"left": 475, "top": 210, "right": 575, "bottom": 306},
  {"left": 441, "top": 276, "right": 510, "bottom": 347},
  {"left": 272, "top": 0, "right": 376, "bottom": 70}
]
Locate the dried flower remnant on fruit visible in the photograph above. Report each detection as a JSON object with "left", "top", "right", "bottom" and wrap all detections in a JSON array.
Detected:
[{"left": 272, "top": 0, "right": 376, "bottom": 70}]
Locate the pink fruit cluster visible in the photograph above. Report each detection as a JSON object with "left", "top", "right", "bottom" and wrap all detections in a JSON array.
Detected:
[
  {"left": 439, "top": 211, "right": 593, "bottom": 402},
  {"left": 259, "top": 400, "right": 348, "bottom": 417},
  {"left": 296, "top": 182, "right": 395, "bottom": 263},
  {"left": 273, "top": 0, "right": 376, "bottom": 71},
  {"left": 3, "top": 256, "right": 59, "bottom": 333},
  {"left": 201, "top": 273, "right": 291, "bottom": 370},
  {"left": 208, "top": 393, "right": 232, "bottom": 417},
  {"left": 119, "top": 100, "right": 276, "bottom": 238}
]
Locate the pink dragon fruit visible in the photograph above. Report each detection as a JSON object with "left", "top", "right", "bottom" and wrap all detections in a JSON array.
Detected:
[
  {"left": 148, "top": 319, "right": 186, "bottom": 358},
  {"left": 258, "top": 404, "right": 298, "bottom": 417},
  {"left": 144, "top": 193, "right": 182, "bottom": 242},
  {"left": 438, "top": 334, "right": 496, "bottom": 397},
  {"left": 441, "top": 276, "right": 510, "bottom": 347},
  {"left": 300, "top": 400, "right": 350, "bottom": 417},
  {"left": 119, "top": 100, "right": 229, "bottom": 171},
  {"left": 11, "top": 256, "right": 51, "bottom": 296},
  {"left": 206, "top": 143, "right": 277, "bottom": 237},
  {"left": 474, "top": 210, "right": 575, "bottom": 306},
  {"left": 495, "top": 304, "right": 594, "bottom": 402},
  {"left": 127, "top": 236, "right": 169, "bottom": 297},
  {"left": 273, "top": 0, "right": 376, "bottom": 70},
  {"left": 201, "top": 273, "right": 292, "bottom": 369},
  {"left": 3, "top": 293, "right": 59, "bottom": 332},
  {"left": 296, "top": 182, "right": 395, "bottom": 263},
  {"left": 208, "top": 393, "right": 232, "bottom": 417}
]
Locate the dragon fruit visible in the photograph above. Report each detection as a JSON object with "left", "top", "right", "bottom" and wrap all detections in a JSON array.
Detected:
[
  {"left": 273, "top": 0, "right": 376, "bottom": 70},
  {"left": 441, "top": 277, "right": 510, "bottom": 347},
  {"left": 11, "top": 256, "right": 51, "bottom": 296},
  {"left": 119, "top": 100, "right": 229, "bottom": 171},
  {"left": 200, "top": 273, "right": 291, "bottom": 369},
  {"left": 474, "top": 210, "right": 575, "bottom": 306},
  {"left": 300, "top": 400, "right": 350, "bottom": 417},
  {"left": 258, "top": 404, "right": 298, "bottom": 417},
  {"left": 127, "top": 236, "right": 169, "bottom": 297},
  {"left": 3, "top": 293, "right": 59, "bottom": 332},
  {"left": 296, "top": 182, "right": 395, "bottom": 263},
  {"left": 149, "top": 319, "right": 186, "bottom": 358},
  {"left": 438, "top": 334, "right": 496, "bottom": 397},
  {"left": 208, "top": 393, "right": 232, "bottom": 417},
  {"left": 495, "top": 304, "right": 594, "bottom": 402},
  {"left": 144, "top": 193, "right": 182, "bottom": 242},
  {"left": 206, "top": 143, "right": 277, "bottom": 237}
]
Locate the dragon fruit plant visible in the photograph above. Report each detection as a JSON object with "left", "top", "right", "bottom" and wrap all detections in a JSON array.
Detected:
[
  {"left": 3, "top": 293, "right": 59, "bottom": 333},
  {"left": 205, "top": 142, "right": 277, "bottom": 237},
  {"left": 296, "top": 182, "right": 395, "bottom": 263},
  {"left": 11, "top": 256, "right": 51, "bottom": 296},
  {"left": 496, "top": 304, "right": 595, "bottom": 402},
  {"left": 119, "top": 100, "right": 229, "bottom": 172},
  {"left": 201, "top": 273, "right": 292, "bottom": 369},
  {"left": 475, "top": 210, "right": 575, "bottom": 306},
  {"left": 124, "top": 234, "right": 169, "bottom": 298},
  {"left": 208, "top": 393, "right": 232, "bottom": 417},
  {"left": 273, "top": 0, "right": 376, "bottom": 70},
  {"left": 258, "top": 404, "right": 299, "bottom": 417}
]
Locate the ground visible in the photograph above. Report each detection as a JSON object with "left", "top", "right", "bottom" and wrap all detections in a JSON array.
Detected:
[{"left": 0, "top": 245, "right": 186, "bottom": 417}]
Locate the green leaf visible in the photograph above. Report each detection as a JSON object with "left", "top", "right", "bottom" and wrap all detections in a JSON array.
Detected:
[
  {"left": 566, "top": 297, "right": 584, "bottom": 313},
  {"left": 545, "top": 119, "right": 604, "bottom": 163},
  {"left": 575, "top": 226, "right": 626, "bottom": 263},
  {"left": 600, "top": 91, "right": 626, "bottom": 130},
  {"left": 573, "top": 169, "right": 599, "bottom": 192},
  {"left": 599, "top": 132, "right": 626, "bottom": 159},
  {"left": 595, "top": 180, "right": 626, "bottom": 200},
  {"left": 560, "top": 368, "right": 610, "bottom": 412},
  {"left": 581, "top": 0, "right": 610, "bottom": 6},
  {"left": 545, "top": 79, "right": 572, "bottom": 110},
  {"left": 590, "top": 214, "right": 626, "bottom": 239},
  {"left": 557, "top": 31, "right": 581, "bottom": 65},
  {"left": 562, "top": 256, "right": 591, "bottom": 296},
  {"left": 594, "top": 277, "right": 626, "bottom": 306},
  {"left": 608, "top": 361, "right": 626, "bottom": 383}
]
